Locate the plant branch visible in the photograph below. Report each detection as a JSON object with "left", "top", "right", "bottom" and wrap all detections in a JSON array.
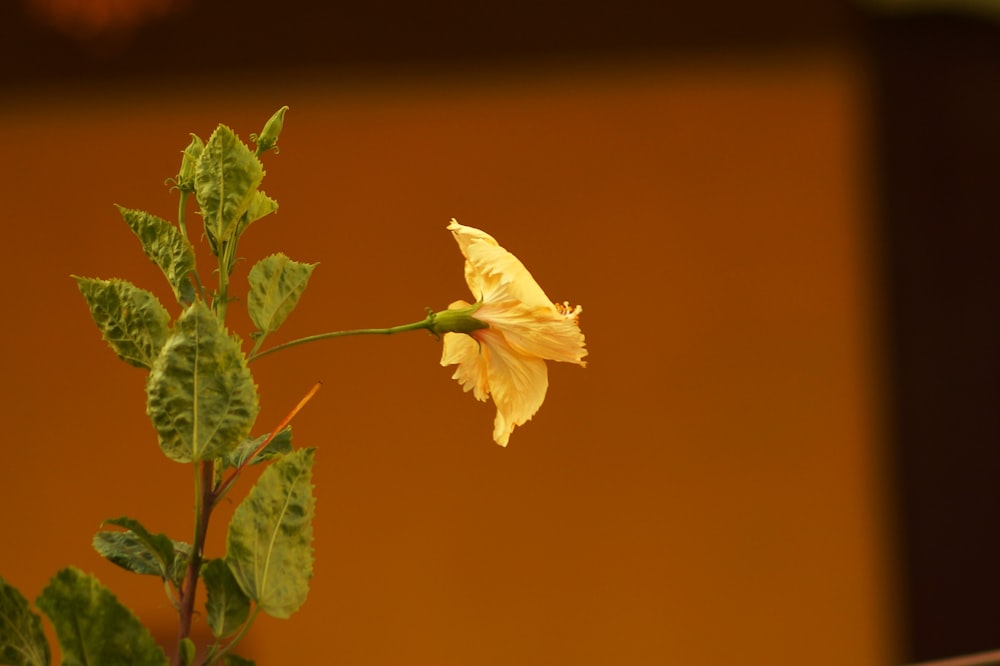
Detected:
[
  {"left": 177, "top": 190, "right": 191, "bottom": 244},
  {"left": 214, "top": 382, "right": 322, "bottom": 503},
  {"left": 247, "top": 315, "right": 436, "bottom": 363},
  {"left": 172, "top": 460, "right": 216, "bottom": 666},
  {"left": 202, "top": 606, "right": 261, "bottom": 665},
  {"left": 176, "top": 189, "right": 208, "bottom": 303}
]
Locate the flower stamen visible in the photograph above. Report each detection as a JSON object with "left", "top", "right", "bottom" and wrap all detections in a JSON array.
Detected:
[{"left": 555, "top": 301, "right": 582, "bottom": 322}]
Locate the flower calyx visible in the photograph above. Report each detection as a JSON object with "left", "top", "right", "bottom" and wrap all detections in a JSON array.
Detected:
[{"left": 428, "top": 302, "right": 489, "bottom": 339}]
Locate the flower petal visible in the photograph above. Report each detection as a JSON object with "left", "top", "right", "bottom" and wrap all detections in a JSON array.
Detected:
[
  {"left": 474, "top": 299, "right": 587, "bottom": 366},
  {"left": 448, "top": 220, "right": 553, "bottom": 311},
  {"left": 480, "top": 331, "right": 549, "bottom": 447},
  {"left": 443, "top": 220, "right": 585, "bottom": 446},
  {"left": 440, "top": 332, "right": 489, "bottom": 401}
]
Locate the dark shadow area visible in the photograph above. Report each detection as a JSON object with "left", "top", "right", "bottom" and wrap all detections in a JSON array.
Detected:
[
  {"left": 864, "top": 10, "right": 1000, "bottom": 664},
  {"left": 1, "top": 0, "right": 855, "bottom": 90}
]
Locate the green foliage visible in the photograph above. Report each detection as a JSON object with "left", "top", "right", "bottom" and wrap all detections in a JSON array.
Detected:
[
  {"left": 247, "top": 254, "right": 317, "bottom": 339},
  {"left": 178, "top": 639, "right": 196, "bottom": 666},
  {"left": 227, "top": 449, "right": 316, "bottom": 619},
  {"left": 146, "top": 301, "right": 259, "bottom": 463},
  {"left": 32, "top": 107, "right": 334, "bottom": 664},
  {"left": 74, "top": 277, "right": 171, "bottom": 370},
  {"left": 201, "top": 559, "right": 250, "bottom": 638},
  {"left": 11, "top": 106, "right": 331, "bottom": 665},
  {"left": 92, "top": 517, "right": 188, "bottom": 588},
  {"left": 170, "top": 542, "right": 193, "bottom": 591},
  {"left": 36, "top": 567, "right": 167, "bottom": 666},
  {"left": 0, "top": 575, "right": 49, "bottom": 666},
  {"left": 221, "top": 427, "right": 294, "bottom": 470},
  {"left": 244, "top": 191, "right": 278, "bottom": 228},
  {"left": 118, "top": 206, "right": 196, "bottom": 304},
  {"left": 195, "top": 125, "right": 264, "bottom": 257}
]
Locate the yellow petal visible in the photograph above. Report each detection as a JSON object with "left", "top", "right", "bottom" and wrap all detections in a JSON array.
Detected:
[
  {"left": 443, "top": 220, "right": 585, "bottom": 446},
  {"left": 474, "top": 299, "right": 587, "bottom": 366},
  {"left": 479, "top": 330, "right": 549, "bottom": 446},
  {"left": 440, "top": 332, "right": 489, "bottom": 401},
  {"left": 448, "top": 220, "right": 553, "bottom": 311}
]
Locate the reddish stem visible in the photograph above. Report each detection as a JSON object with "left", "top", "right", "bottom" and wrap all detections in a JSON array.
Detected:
[
  {"left": 171, "top": 459, "right": 216, "bottom": 666},
  {"left": 169, "top": 382, "right": 321, "bottom": 665},
  {"left": 214, "top": 382, "right": 322, "bottom": 501}
]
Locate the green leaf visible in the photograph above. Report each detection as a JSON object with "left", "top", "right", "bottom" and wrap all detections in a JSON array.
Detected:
[
  {"left": 91, "top": 517, "right": 175, "bottom": 580},
  {"left": 244, "top": 190, "right": 278, "bottom": 226},
  {"left": 0, "top": 575, "right": 50, "bottom": 666},
  {"left": 223, "top": 655, "right": 255, "bottom": 666},
  {"left": 178, "top": 638, "right": 195, "bottom": 666},
  {"left": 146, "top": 301, "right": 259, "bottom": 463},
  {"left": 202, "top": 559, "right": 250, "bottom": 638},
  {"left": 227, "top": 448, "right": 315, "bottom": 619},
  {"left": 117, "top": 206, "right": 196, "bottom": 304},
  {"left": 247, "top": 254, "right": 316, "bottom": 337},
  {"left": 169, "top": 541, "right": 192, "bottom": 591},
  {"left": 195, "top": 125, "right": 264, "bottom": 252},
  {"left": 35, "top": 567, "right": 166, "bottom": 666},
  {"left": 74, "top": 277, "right": 171, "bottom": 370},
  {"left": 221, "top": 426, "right": 293, "bottom": 470}
]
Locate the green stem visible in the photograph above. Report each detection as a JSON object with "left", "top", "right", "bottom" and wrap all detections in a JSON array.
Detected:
[
  {"left": 203, "top": 606, "right": 261, "bottom": 665},
  {"left": 177, "top": 189, "right": 209, "bottom": 303},
  {"left": 248, "top": 331, "right": 268, "bottom": 359},
  {"left": 247, "top": 315, "right": 436, "bottom": 363},
  {"left": 177, "top": 190, "right": 190, "bottom": 244},
  {"left": 190, "top": 270, "right": 209, "bottom": 304},
  {"left": 215, "top": 242, "right": 231, "bottom": 322}
]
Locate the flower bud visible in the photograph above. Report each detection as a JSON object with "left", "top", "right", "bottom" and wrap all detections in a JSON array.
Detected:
[
  {"left": 252, "top": 105, "right": 289, "bottom": 155},
  {"left": 174, "top": 133, "right": 203, "bottom": 192}
]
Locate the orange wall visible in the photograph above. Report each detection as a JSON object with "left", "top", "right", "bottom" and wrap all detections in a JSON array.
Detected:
[{"left": 0, "top": 51, "right": 895, "bottom": 664}]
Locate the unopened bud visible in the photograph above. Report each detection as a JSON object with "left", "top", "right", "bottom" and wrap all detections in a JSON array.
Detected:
[
  {"left": 252, "top": 106, "right": 289, "bottom": 155},
  {"left": 174, "top": 133, "right": 203, "bottom": 192}
]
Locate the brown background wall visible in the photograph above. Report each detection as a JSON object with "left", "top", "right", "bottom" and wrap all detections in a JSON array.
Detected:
[
  {"left": 0, "top": 54, "right": 893, "bottom": 664},
  {"left": 0, "top": 2, "right": 899, "bottom": 664}
]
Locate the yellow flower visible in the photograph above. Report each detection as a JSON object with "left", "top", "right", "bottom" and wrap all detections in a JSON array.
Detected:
[{"left": 439, "top": 220, "right": 587, "bottom": 446}]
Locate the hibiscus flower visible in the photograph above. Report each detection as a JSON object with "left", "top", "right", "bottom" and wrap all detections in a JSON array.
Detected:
[{"left": 437, "top": 220, "right": 587, "bottom": 446}]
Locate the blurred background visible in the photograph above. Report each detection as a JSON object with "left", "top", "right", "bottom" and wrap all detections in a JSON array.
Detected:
[{"left": 1, "top": 1, "right": 999, "bottom": 664}]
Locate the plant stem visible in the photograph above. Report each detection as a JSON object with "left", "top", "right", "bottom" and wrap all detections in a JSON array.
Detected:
[
  {"left": 177, "top": 190, "right": 190, "bottom": 244},
  {"left": 214, "top": 382, "right": 322, "bottom": 503},
  {"left": 215, "top": 243, "right": 231, "bottom": 323},
  {"left": 177, "top": 189, "right": 209, "bottom": 303},
  {"left": 247, "top": 315, "right": 436, "bottom": 363},
  {"left": 202, "top": 606, "right": 261, "bottom": 665},
  {"left": 172, "top": 209, "right": 233, "bottom": 665},
  {"left": 172, "top": 460, "right": 216, "bottom": 666}
]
